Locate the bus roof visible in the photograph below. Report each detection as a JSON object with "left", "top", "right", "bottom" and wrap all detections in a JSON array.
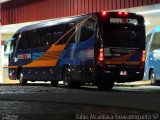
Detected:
[
  {"left": 15, "top": 15, "right": 85, "bottom": 34},
  {"left": 14, "top": 11, "right": 142, "bottom": 34}
]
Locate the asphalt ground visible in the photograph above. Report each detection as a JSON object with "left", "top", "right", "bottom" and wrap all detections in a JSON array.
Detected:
[
  {"left": 0, "top": 78, "right": 160, "bottom": 120},
  {"left": 0, "top": 100, "right": 159, "bottom": 120},
  {"left": 0, "top": 82, "right": 160, "bottom": 120}
]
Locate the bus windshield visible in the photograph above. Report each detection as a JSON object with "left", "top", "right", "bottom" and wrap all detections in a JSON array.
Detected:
[
  {"left": 98, "top": 12, "right": 145, "bottom": 49},
  {"left": 7, "top": 33, "right": 19, "bottom": 61},
  {"left": 98, "top": 12, "right": 145, "bottom": 58},
  {"left": 103, "top": 27, "right": 144, "bottom": 48}
]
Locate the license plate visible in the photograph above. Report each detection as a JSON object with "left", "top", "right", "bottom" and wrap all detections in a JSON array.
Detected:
[{"left": 120, "top": 71, "right": 127, "bottom": 76}]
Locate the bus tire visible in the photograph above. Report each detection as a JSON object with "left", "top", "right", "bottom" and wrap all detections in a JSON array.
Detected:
[
  {"left": 50, "top": 81, "right": 58, "bottom": 87},
  {"left": 150, "top": 70, "right": 156, "bottom": 85},
  {"left": 63, "top": 68, "right": 73, "bottom": 88},
  {"left": 19, "top": 71, "right": 27, "bottom": 85},
  {"left": 96, "top": 81, "right": 114, "bottom": 90}
]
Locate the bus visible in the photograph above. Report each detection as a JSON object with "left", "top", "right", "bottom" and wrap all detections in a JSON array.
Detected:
[
  {"left": 144, "top": 26, "right": 160, "bottom": 85},
  {"left": 4, "top": 11, "right": 146, "bottom": 90}
]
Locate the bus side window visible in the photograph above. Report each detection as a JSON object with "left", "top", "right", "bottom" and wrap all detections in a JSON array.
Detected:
[
  {"left": 52, "top": 24, "right": 66, "bottom": 45},
  {"left": 146, "top": 34, "right": 151, "bottom": 42},
  {"left": 18, "top": 31, "right": 30, "bottom": 50},
  {"left": 146, "top": 34, "right": 152, "bottom": 52},
  {"left": 150, "top": 32, "right": 160, "bottom": 52},
  {"left": 39, "top": 27, "right": 52, "bottom": 46},
  {"left": 30, "top": 30, "right": 40, "bottom": 48},
  {"left": 66, "top": 22, "right": 76, "bottom": 43},
  {"left": 79, "top": 17, "right": 96, "bottom": 42}
]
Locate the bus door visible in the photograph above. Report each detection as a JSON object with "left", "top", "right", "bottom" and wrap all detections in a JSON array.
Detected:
[{"left": 78, "top": 17, "right": 96, "bottom": 82}]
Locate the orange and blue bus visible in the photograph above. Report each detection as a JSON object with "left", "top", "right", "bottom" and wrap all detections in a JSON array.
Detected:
[{"left": 4, "top": 11, "right": 145, "bottom": 90}]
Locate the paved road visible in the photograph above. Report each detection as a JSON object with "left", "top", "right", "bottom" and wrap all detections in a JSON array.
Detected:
[{"left": 0, "top": 84, "right": 160, "bottom": 120}]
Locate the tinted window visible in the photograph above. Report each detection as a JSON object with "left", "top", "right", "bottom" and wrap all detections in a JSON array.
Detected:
[
  {"left": 4, "top": 33, "right": 18, "bottom": 52},
  {"left": 53, "top": 24, "right": 67, "bottom": 45},
  {"left": 18, "top": 32, "right": 30, "bottom": 49},
  {"left": 146, "top": 34, "right": 152, "bottom": 52},
  {"left": 100, "top": 14, "right": 145, "bottom": 48},
  {"left": 103, "top": 26, "right": 145, "bottom": 48},
  {"left": 9, "top": 33, "right": 19, "bottom": 60},
  {"left": 150, "top": 32, "right": 160, "bottom": 51},
  {"left": 66, "top": 22, "right": 77, "bottom": 43},
  {"left": 30, "top": 30, "right": 39, "bottom": 48},
  {"left": 29, "top": 28, "right": 53, "bottom": 48},
  {"left": 146, "top": 34, "right": 151, "bottom": 42},
  {"left": 39, "top": 27, "right": 52, "bottom": 46},
  {"left": 79, "top": 17, "right": 96, "bottom": 42}
]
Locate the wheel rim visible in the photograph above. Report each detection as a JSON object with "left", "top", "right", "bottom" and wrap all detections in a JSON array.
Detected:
[
  {"left": 64, "top": 72, "right": 70, "bottom": 86},
  {"left": 19, "top": 73, "right": 23, "bottom": 84},
  {"left": 151, "top": 72, "right": 155, "bottom": 84}
]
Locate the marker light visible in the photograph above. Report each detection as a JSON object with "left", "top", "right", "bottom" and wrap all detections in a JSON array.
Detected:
[
  {"left": 118, "top": 12, "right": 122, "bottom": 15},
  {"left": 101, "top": 11, "right": 107, "bottom": 16},
  {"left": 118, "top": 12, "right": 128, "bottom": 16},
  {"left": 124, "top": 12, "right": 128, "bottom": 15},
  {"left": 141, "top": 50, "right": 146, "bottom": 62},
  {"left": 98, "top": 48, "right": 104, "bottom": 61}
]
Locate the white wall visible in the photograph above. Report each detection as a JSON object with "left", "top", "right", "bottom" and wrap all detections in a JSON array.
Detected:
[{"left": 113, "top": 4, "right": 160, "bottom": 34}]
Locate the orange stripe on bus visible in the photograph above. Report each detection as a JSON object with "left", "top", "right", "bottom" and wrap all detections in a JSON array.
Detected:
[
  {"left": 23, "top": 59, "right": 58, "bottom": 67},
  {"left": 8, "top": 66, "right": 18, "bottom": 69},
  {"left": 23, "top": 44, "right": 65, "bottom": 68}
]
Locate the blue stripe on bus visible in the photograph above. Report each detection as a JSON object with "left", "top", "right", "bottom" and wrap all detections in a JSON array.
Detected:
[
  {"left": 32, "top": 52, "right": 44, "bottom": 61},
  {"left": 58, "top": 36, "right": 95, "bottom": 66},
  {"left": 60, "top": 36, "right": 95, "bottom": 59},
  {"left": 128, "top": 52, "right": 142, "bottom": 61}
]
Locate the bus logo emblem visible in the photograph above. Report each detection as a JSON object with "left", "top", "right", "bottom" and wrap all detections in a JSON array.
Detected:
[{"left": 110, "top": 18, "right": 138, "bottom": 25}]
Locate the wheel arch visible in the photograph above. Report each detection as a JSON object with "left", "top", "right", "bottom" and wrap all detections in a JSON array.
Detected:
[
  {"left": 61, "top": 64, "right": 71, "bottom": 80},
  {"left": 17, "top": 66, "right": 22, "bottom": 79}
]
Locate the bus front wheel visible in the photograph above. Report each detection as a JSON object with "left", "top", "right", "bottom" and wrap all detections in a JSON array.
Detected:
[
  {"left": 63, "top": 68, "right": 74, "bottom": 88},
  {"left": 19, "top": 71, "right": 27, "bottom": 85}
]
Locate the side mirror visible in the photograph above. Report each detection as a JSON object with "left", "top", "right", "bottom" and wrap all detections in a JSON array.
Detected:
[{"left": 3, "top": 38, "right": 15, "bottom": 53}]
